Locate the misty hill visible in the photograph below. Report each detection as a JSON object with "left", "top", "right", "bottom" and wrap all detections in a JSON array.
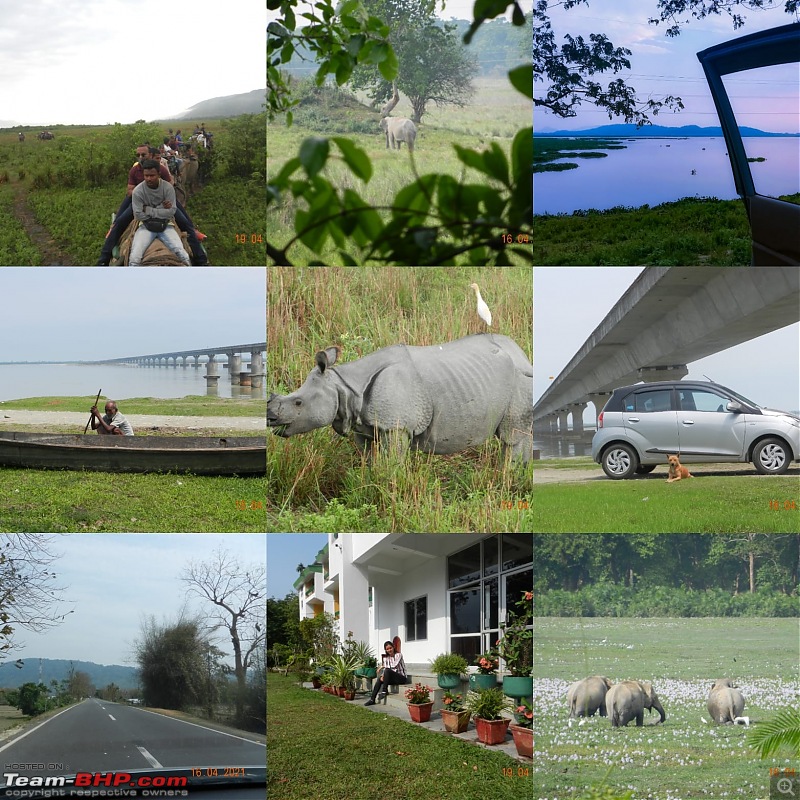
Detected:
[
  {"left": 538, "top": 124, "right": 799, "bottom": 138},
  {"left": 0, "top": 658, "right": 139, "bottom": 691},
  {"left": 164, "top": 89, "right": 265, "bottom": 121}
]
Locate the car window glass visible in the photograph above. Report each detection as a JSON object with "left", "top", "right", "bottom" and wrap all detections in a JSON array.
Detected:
[
  {"left": 632, "top": 389, "right": 672, "bottom": 413},
  {"left": 721, "top": 65, "right": 800, "bottom": 203},
  {"left": 679, "top": 389, "right": 729, "bottom": 412}
]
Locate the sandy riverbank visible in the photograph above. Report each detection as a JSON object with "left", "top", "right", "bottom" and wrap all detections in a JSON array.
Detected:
[{"left": 0, "top": 410, "right": 265, "bottom": 431}]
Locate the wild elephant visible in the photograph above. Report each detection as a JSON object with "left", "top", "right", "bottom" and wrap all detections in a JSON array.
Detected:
[
  {"left": 707, "top": 679, "right": 745, "bottom": 724},
  {"left": 268, "top": 333, "right": 533, "bottom": 462},
  {"left": 606, "top": 680, "right": 666, "bottom": 727},
  {"left": 567, "top": 676, "right": 613, "bottom": 719},
  {"left": 380, "top": 117, "right": 417, "bottom": 152},
  {"left": 174, "top": 153, "right": 199, "bottom": 205}
]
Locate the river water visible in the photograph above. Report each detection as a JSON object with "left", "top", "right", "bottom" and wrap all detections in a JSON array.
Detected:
[
  {"left": 534, "top": 137, "right": 800, "bottom": 215},
  {"left": 0, "top": 363, "right": 267, "bottom": 402}
]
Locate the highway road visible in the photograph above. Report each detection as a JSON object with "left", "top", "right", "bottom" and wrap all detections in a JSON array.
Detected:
[{"left": 0, "top": 698, "right": 265, "bottom": 777}]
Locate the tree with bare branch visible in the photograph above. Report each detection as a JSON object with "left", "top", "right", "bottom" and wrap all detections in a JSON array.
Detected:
[
  {"left": 0, "top": 534, "right": 73, "bottom": 658},
  {"left": 181, "top": 548, "right": 266, "bottom": 727}
]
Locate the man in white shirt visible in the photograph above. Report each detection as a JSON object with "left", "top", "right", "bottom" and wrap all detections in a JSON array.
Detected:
[{"left": 90, "top": 401, "right": 134, "bottom": 436}]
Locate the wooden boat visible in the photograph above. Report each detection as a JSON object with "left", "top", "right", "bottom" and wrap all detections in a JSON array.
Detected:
[{"left": 0, "top": 432, "right": 265, "bottom": 475}]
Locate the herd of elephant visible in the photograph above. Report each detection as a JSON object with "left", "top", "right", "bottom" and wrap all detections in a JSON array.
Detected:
[{"left": 567, "top": 676, "right": 745, "bottom": 728}]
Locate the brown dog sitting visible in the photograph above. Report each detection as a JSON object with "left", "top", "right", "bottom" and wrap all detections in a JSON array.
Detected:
[{"left": 666, "top": 454, "right": 693, "bottom": 483}]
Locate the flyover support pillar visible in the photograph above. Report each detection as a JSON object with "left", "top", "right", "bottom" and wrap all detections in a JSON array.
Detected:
[
  {"left": 250, "top": 350, "right": 264, "bottom": 389},
  {"left": 229, "top": 353, "right": 242, "bottom": 385},
  {"left": 568, "top": 402, "right": 587, "bottom": 434}
]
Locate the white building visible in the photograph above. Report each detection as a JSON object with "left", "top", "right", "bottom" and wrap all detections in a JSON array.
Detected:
[{"left": 294, "top": 534, "right": 532, "bottom": 673}]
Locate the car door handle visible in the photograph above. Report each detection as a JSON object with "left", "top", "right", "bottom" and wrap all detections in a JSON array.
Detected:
[
  {"left": 681, "top": 420, "right": 694, "bottom": 425},
  {"left": 627, "top": 417, "right": 640, "bottom": 422}
]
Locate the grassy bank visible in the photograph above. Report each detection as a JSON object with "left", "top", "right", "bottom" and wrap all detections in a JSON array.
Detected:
[
  {"left": 532, "top": 474, "right": 799, "bottom": 533},
  {"left": 534, "top": 617, "right": 799, "bottom": 799},
  {"left": 267, "top": 674, "right": 530, "bottom": 800},
  {"left": 534, "top": 137, "right": 627, "bottom": 172},
  {"left": 0, "top": 469, "right": 264, "bottom": 533},
  {"left": 0, "top": 395, "right": 265, "bottom": 416},
  {"left": 533, "top": 196, "right": 753, "bottom": 265}
]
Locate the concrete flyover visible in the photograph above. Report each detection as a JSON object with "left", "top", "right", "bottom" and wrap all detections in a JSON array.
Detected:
[
  {"left": 100, "top": 342, "right": 267, "bottom": 388},
  {"left": 534, "top": 267, "right": 799, "bottom": 433}
]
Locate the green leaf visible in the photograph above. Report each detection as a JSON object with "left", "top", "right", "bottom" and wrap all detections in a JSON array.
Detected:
[
  {"left": 347, "top": 34, "right": 365, "bottom": 58},
  {"left": 299, "top": 137, "right": 330, "bottom": 179},
  {"left": 378, "top": 46, "right": 399, "bottom": 81},
  {"left": 453, "top": 145, "right": 484, "bottom": 173},
  {"left": 483, "top": 144, "right": 509, "bottom": 186},
  {"left": 394, "top": 176, "right": 437, "bottom": 220},
  {"left": 508, "top": 64, "right": 533, "bottom": 100},
  {"left": 335, "top": 57, "right": 353, "bottom": 85},
  {"left": 331, "top": 138, "right": 373, "bottom": 182}
]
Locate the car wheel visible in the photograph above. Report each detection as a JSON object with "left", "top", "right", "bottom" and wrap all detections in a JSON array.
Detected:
[
  {"left": 601, "top": 444, "right": 639, "bottom": 479},
  {"left": 635, "top": 464, "right": 657, "bottom": 474},
  {"left": 752, "top": 438, "right": 791, "bottom": 475}
]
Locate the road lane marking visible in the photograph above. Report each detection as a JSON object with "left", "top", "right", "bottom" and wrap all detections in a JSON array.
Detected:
[
  {"left": 137, "top": 746, "right": 164, "bottom": 768},
  {"left": 109, "top": 715, "right": 116, "bottom": 721},
  {"left": 0, "top": 700, "right": 88, "bottom": 754}
]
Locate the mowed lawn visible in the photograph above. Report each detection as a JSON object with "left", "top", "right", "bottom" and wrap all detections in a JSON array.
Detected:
[
  {"left": 267, "top": 674, "right": 531, "bottom": 800},
  {"left": 534, "top": 617, "right": 800, "bottom": 800}
]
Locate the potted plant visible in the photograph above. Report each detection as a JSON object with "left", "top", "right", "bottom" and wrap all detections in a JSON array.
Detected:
[
  {"left": 497, "top": 590, "right": 533, "bottom": 700},
  {"left": 329, "top": 654, "right": 358, "bottom": 698},
  {"left": 344, "top": 674, "right": 358, "bottom": 701},
  {"left": 430, "top": 653, "right": 469, "bottom": 690},
  {"left": 469, "top": 652, "right": 499, "bottom": 691},
  {"left": 351, "top": 641, "right": 378, "bottom": 677},
  {"left": 510, "top": 698, "right": 533, "bottom": 758},
  {"left": 465, "top": 687, "right": 512, "bottom": 745},
  {"left": 404, "top": 682, "right": 434, "bottom": 723},
  {"left": 439, "top": 690, "right": 471, "bottom": 734}
]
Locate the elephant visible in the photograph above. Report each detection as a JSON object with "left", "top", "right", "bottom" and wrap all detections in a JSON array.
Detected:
[
  {"left": 605, "top": 680, "right": 666, "bottom": 727},
  {"left": 380, "top": 117, "right": 417, "bottom": 152},
  {"left": 174, "top": 153, "right": 200, "bottom": 205},
  {"left": 707, "top": 679, "right": 745, "bottom": 724},
  {"left": 566, "top": 676, "right": 613, "bottom": 718}
]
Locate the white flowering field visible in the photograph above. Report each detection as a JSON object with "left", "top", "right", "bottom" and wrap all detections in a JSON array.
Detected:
[{"left": 533, "top": 617, "right": 799, "bottom": 800}]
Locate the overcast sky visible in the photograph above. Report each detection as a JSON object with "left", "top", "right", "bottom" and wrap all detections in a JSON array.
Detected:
[
  {"left": 535, "top": 1, "right": 800, "bottom": 133},
  {"left": 7, "top": 534, "right": 266, "bottom": 667},
  {"left": 0, "top": 268, "right": 265, "bottom": 362},
  {"left": 267, "top": 534, "right": 327, "bottom": 600},
  {"left": 534, "top": 267, "right": 800, "bottom": 417},
  {"left": 0, "top": 0, "right": 265, "bottom": 126}
]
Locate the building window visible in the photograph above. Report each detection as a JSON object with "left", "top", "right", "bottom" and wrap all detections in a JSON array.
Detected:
[
  {"left": 450, "top": 588, "right": 480, "bottom": 634},
  {"left": 404, "top": 596, "right": 427, "bottom": 641},
  {"left": 448, "top": 542, "right": 481, "bottom": 589},
  {"left": 501, "top": 533, "right": 533, "bottom": 572}
]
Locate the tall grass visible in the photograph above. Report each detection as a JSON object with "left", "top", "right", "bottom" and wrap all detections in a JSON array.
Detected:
[{"left": 267, "top": 267, "right": 533, "bottom": 532}]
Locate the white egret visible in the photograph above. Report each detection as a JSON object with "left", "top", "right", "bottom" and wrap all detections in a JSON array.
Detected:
[{"left": 470, "top": 282, "right": 492, "bottom": 328}]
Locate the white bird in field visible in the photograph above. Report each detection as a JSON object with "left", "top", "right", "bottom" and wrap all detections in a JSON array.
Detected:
[{"left": 470, "top": 282, "right": 492, "bottom": 328}]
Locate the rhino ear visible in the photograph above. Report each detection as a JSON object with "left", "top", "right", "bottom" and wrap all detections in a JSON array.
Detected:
[{"left": 315, "top": 346, "right": 340, "bottom": 373}]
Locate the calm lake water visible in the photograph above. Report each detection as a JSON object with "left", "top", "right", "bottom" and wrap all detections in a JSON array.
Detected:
[
  {"left": 0, "top": 363, "right": 267, "bottom": 402},
  {"left": 534, "top": 137, "right": 800, "bottom": 215}
]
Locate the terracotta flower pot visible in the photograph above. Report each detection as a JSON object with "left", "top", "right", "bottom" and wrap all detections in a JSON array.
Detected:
[
  {"left": 510, "top": 724, "right": 533, "bottom": 758},
  {"left": 407, "top": 701, "right": 434, "bottom": 723},
  {"left": 344, "top": 690, "right": 356, "bottom": 700},
  {"left": 440, "top": 709, "right": 471, "bottom": 733},
  {"left": 474, "top": 716, "right": 510, "bottom": 745},
  {"left": 336, "top": 686, "right": 346, "bottom": 697}
]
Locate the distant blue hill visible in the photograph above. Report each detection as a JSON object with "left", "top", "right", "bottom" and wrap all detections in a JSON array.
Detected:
[{"left": 538, "top": 124, "right": 799, "bottom": 138}]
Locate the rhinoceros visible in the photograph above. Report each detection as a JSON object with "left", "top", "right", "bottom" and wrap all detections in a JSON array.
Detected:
[{"left": 267, "top": 333, "right": 533, "bottom": 461}]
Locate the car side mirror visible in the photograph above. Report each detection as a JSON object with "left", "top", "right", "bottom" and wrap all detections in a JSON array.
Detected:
[{"left": 726, "top": 400, "right": 742, "bottom": 413}]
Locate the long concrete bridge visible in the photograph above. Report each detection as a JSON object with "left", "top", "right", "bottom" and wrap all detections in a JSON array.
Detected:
[
  {"left": 534, "top": 267, "right": 799, "bottom": 434},
  {"left": 99, "top": 342, "right": 267, "bottom": 388}
]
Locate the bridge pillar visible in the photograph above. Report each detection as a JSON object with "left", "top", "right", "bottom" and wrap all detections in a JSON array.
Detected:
[
  {"left": 191, "top": 355, "right": 199, "bottom": 368},
  {"left": 229, "top": 353, "right": 242, "bottom": 385},
  {"left": 205, "top": 355, "right": 219, "bottom": 387},
  {"left": 557, "top": 409, "right": 569, "bottom": 434},
  {"left": 589, "top": 393, "right": 613, "bottom": 425},
  {"left": 638, "top": 364, "right": 688, "bottom": 382},
  {"left": 568, "top": 402, "right": 588, "bottom": 434},
  {"left": 250, "top": 350, "right": 264, "bottom": 389}
]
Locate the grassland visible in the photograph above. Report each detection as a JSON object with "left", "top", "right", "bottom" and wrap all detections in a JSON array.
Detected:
[
  {"left": 534, "top": 617, "right": 799, "bottom": 800},
  {"left": 267, "top": 673, "right": 531, "bottom": 800},
  {"left": 267, "top": 266, "right": 532, "bottom": 532},
  {"left": 0, "top": 119, "right": 264, "bottom": 266},
  {"left": 531, "top": 473, "right": 799, "bottom": 533},
  {"left": 534, "top": 138, "right": 628, "bottom": 172},
  {"left": 267, "top": 79, "right": 530, "bottom": 266}
]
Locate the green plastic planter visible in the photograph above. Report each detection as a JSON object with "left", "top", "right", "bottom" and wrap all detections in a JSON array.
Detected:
[
  {"left": 469, "top": 674, "right": 497, "bottom": 691},
  {"left": 437, "top": 673, "right": 461, "bottom": 690},
  {"left": 502, "top": 676, "right": 533, "bottom": 699}
]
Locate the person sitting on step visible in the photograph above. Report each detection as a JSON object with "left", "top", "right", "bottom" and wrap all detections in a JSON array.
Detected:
[{"left": 364, "top": 641, "right": 408, "bottom": 705}]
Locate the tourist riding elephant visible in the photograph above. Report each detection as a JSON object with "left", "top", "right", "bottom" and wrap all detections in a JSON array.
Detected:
[
  {"left": 606, "top": 680, "right": 666, "bottom": 727},
  {"left": 380, "top": 117, "right": 417, "bottom": 152},
  {"left": 567, "top": 676, "right": 614, "bottom": 718},
  {"left": 707, "top": 679, "right": 745, "bottom": 724}
]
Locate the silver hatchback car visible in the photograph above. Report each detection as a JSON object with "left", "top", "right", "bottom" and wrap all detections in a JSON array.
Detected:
[{"left": 592, "top": 381, "right": 800, "bottom": 479}]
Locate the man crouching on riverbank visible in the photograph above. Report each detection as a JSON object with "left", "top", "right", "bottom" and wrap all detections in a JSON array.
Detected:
[
  {"left": 91, "top": 401, "right": 134, "bottom": 436},
  {"left": 129, "top": 160, "right": 191, "bottom": 266}
]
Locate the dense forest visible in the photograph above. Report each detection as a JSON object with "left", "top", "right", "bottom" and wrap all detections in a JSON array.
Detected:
[{"left": 534, "top": 534, "right": 799, "bottom": 617}]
